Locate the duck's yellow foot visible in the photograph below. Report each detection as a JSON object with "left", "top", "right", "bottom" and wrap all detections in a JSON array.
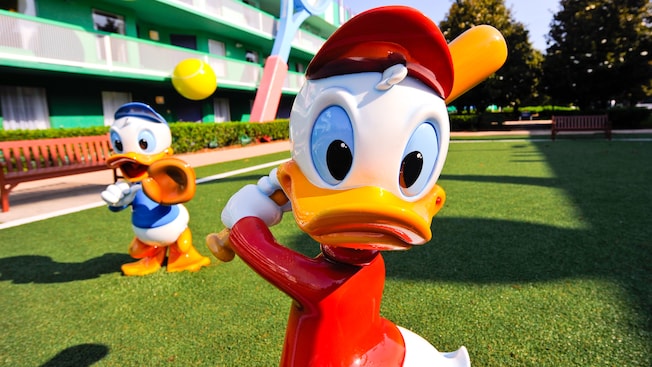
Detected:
[
  {"left": 166, "top": 244, "right": 211, "bottom": 273},
  {"left": 121, "top": 248, "right": 166, "bottom": 276},
  {"left": 128, "top": 237, "right": 162, "bottom": 259}
]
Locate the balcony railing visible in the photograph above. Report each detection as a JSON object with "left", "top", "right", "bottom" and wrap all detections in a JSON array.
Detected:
[
  {"left": 0, "top": 12, "right": 306, "bottom": 93},
  {"left": 164, "top": 0, "right": 326, "bottom": 54}
]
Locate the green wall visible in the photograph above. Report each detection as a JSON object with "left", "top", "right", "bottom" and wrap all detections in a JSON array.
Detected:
[
  {"left": 36, "top": 0, "right": 138, "bottom": 36},
  {"left": 48, "top": 90, "right": 103, "bottom": 128}
]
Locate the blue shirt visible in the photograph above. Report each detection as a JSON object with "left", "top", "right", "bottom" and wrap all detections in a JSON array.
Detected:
[{"left": 109, "top": 186, "right": 179, "bottom": 228}]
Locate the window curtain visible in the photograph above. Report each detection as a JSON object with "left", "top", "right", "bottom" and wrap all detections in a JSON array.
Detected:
[
  {"left": 213, "top": 98, "right": 231, "bottom": 122},
  {"left": 101, "top": 91, "right": 132, "bottom": 126},
  {"left": 0, "top": 85, "right": 50, "bottom": 130}
]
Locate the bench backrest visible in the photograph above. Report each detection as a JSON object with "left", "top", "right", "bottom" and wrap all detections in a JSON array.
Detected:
[
  {"left": 0, "top": 135, "right": 112, "bottom": 174},
  {"left": 552, "top": 115, "right": 609, "bottom": 129}
]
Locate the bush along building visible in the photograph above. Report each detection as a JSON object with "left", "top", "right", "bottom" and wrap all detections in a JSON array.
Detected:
[{"left": 0, "top": 0, "right": 352, "bottom": 130}]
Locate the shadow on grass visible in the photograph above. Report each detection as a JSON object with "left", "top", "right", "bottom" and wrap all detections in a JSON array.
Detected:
[
  {"left": 7, "top": 184, "right": 107, "bottom": 207},
  {"left": 40, "top": 343, "right": 109, "bottom": 367},
  {"left": 387, "top": 216, "right": 649, "bottom": 312},
  {"left": 397, "top": 141, "right": 649, "bottom": 331},
  {"left": 284, "top": 216, "right": 647, "bottom": 293},
  {"left": 441, "top": 174, "right": 557, "bottom": 187},
  {"left": 0, "top": 253, "right": 130, "bottom": 284},
  {"left": 529, "top": 141, "right": 652, "bottom": 331}
]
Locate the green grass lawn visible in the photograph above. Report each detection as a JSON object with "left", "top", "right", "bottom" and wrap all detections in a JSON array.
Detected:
[{"left": 1, "top": 141, "right": 651, "bottom": 366}]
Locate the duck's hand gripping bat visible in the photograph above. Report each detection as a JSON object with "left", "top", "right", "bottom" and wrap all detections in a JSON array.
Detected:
[{"left": 207, "top": 168, "right": 289, "bottom": 262}]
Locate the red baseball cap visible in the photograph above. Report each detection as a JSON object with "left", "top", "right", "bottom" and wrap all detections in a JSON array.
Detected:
[{"left": 305, "top": 6, "right": 454, "bottom": 99}]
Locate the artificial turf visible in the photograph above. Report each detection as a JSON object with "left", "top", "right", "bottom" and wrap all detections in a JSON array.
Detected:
[{"left": 0, "top": 140, "right": 650, "bottom": 366}]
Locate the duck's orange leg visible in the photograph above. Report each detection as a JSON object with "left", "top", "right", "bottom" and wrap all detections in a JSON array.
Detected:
[
  {"left": 121, "top": 237, "right": 166, "bottom": 276},
  {"left": 167, "top": 228, "right": 211, "bottom": 273}
]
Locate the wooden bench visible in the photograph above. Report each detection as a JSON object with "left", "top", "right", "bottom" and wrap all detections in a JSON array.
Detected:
[
  {"left": 0, "top": 135, "right": 116, "bottom": 212},
  {"left": 551, "top": 115, "right": 612, "bottom": 141}
]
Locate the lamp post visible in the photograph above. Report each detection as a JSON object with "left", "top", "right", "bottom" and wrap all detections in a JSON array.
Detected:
[{"left": 249, "top": 0, "right": 330, "bottom": 122}]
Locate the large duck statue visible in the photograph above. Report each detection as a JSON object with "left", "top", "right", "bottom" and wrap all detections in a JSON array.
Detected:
[
  {"left": 212, "top": 6, "right": 507, "bottom": 366},
  {"left": 102, "top": 102, "right": 210, "bottom": 276}
]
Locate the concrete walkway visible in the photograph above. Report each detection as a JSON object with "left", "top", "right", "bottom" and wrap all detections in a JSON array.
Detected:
[{"left": 1, "top": 128, "right": 649, "bottom": 229}]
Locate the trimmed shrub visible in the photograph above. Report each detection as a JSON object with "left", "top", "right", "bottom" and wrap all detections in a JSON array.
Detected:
[
  {"left": 169, "top": 120, "right": 289, "bottom": 152},
  {"left": 0, "top": 120, "right": 291, "bottom": 154},
  {"left": 0, "top": 126, "right": 110, "bottom": 141}
]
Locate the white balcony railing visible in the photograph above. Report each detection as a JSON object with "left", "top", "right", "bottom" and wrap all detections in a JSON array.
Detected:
[
  {"left": 0, "top": 12, "right": 306, "bottom": 92},
  {"left": 166, "top": 0, "right": 326, "bottom": 54}
]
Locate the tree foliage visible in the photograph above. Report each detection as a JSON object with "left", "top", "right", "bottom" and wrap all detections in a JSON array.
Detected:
[
  {"left": 439, "top": 0, "right": 543, "bottom": 112},
  {"left": 543, "top": 0, "right": 652, "bottom": 109}
]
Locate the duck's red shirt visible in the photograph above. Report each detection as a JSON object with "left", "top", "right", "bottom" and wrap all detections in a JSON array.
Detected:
[{"left": 229, "top": 216, "right": 406, "bottom": 367}]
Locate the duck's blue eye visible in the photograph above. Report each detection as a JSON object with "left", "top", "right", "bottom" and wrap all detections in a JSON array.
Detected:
[
  {"left": 310, "top": 106, "right": 354, "bottom": 185},
  {"left": 399, "top": 122, "right": 439, "bottom": 196},
  {"left": 137, "top": 130, "right": 156, "bottom": 153},
  {"left": 110, "top": 131, "right": 123, "bottom": 153}
]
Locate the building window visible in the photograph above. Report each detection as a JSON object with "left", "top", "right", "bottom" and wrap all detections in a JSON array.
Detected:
[
  {"left": 245, "top": 50, "right": 258, "bottom": 63},
  {"left": 208, "top": 39, "right": 226, "bottom": 57},
  {"left": 101, "top": 91, "right": 132, "bottom": 126},
  {"left": 0, "top": 0, "right": 35, "bottom": 15},
  {"left": 94, "top": 10, "right": 127, "bottom": 63},
  {"left": 1, "top": 0, "right": 17, "bottom": 12},
  {"left": 242, "top": 0, "right": 259, "bottom": 7},
  {"left": 170, "top": 34, "right": 197, "bottom": 50},
  {"left": 213, "top": 98, "right": 231, "bottom": 123},
  {"left": 0, "top": 86, "right": 50, "bottom": 130},
  {"left": 93, "top": 9, "right": 127, "bottom": 62},
  {"left": 208, "top": 39, "right": 227, "bottom": 77},
  {"left": 92, "top": 10, "right": 125, "bottom": 35}
]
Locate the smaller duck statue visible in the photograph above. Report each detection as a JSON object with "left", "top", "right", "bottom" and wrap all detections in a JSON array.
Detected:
[{"left": 102, "top": 102, "right": 210, "bottom": 276}]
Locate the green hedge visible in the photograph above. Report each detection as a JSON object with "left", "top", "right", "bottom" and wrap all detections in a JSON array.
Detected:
[
  {"left": 449, "top": 115, "right": 482, "bottom": 131},
  {"left": 0, "top": 126, "right": 111, "bottom": 140},
  {"left": 170, "top": 120, "right": 289, "bottom": 153},
  {"left": 449, "top": 114, "right": 512, "bottom": 131},
  {"left": 0, "top": 120, "right": 290, "bottom": 154}
]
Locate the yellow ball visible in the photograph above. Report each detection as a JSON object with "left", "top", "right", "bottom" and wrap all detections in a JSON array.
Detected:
[{"left": 171, "top": 59, "right": 217, "bottom": 100}]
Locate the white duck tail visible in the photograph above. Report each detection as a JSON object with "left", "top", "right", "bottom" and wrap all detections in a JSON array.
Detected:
[{"left": 398, "top": 326, "right": 471, "bottom": 367}]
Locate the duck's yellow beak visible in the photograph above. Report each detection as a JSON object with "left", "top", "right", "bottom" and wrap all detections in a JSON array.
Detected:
[
  {"left": 277, "top": 161, "right": 445, "bottom": 251},
  {"left": 107, "top": 148, "right": 173, "bottom": 182}
]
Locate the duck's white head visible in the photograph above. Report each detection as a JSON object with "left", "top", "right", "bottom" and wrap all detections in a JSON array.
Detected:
[
  {"left": 107, "top": 102, "right": 172, "bottom": 182},
  {"left": 277, "top": 6, "right": 453, "bottom": 251}
]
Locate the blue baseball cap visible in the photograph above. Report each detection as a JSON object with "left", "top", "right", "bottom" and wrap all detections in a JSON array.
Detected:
[{"left": 114, "top": 102, "right": 167, "bottom": 124}]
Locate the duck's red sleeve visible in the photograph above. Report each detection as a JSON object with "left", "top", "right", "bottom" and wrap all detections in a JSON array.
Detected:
[{"left": 228, "top": 216, "right": 350, "bottom": 304}]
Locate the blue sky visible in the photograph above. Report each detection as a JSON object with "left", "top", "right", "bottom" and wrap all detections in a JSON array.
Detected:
[{"left": 346, "top": 0, "right": 560, "bottom": 52}]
